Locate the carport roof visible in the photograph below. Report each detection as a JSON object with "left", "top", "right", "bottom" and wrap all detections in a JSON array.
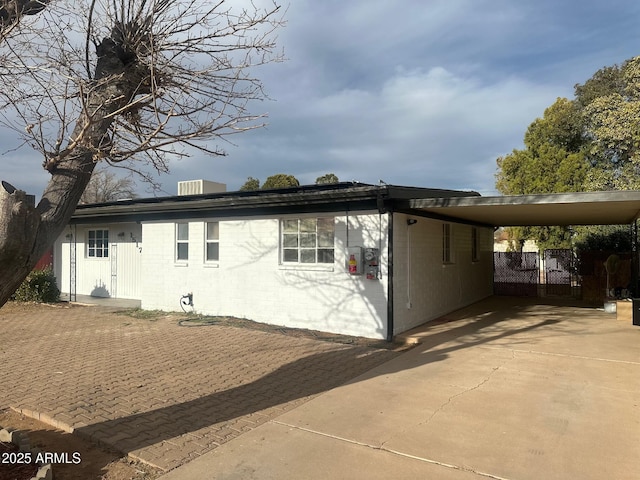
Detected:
[{"left": 402, "top": 190, "right": 640, "bottom": 227}]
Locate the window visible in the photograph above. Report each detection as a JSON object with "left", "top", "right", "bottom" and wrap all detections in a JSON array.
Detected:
[
  {"left": 87, "top": 229, "right": 109, "bottom": 258},
  {"left": 282, "top": 217, "right": 335, "bottom": 264},
  {"left": 442, "top": 223, "right": 452, "bottom": 264},
  {"left": 205, "top": 221, "right": 219, "bottom": 262},
  {"left": 471, "top": 227, "right": 479, "bottom": 262},
  {"left": 176, "top": 223, "right": 189, "bottom": 261}
]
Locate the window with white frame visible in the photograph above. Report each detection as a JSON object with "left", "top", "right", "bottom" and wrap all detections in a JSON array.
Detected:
[
  {"left": 442, "top": 223, "right": 452, "bottom": 264},
  {"left": 176, "top": 222, "right": 189, "bottom": 261},
  {"left": 87, "top": 229, "right": 109, "bottom": 258},
  {"left": 281, "top": 217, "right": 335, "bottom": 264},
  {"left": 205, "top": 221, "right": 219, "bottom": 262}
]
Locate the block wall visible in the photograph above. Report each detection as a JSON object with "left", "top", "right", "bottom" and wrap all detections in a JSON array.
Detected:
[
  {"left": 392, "top": 213, "right": 493, "bottom": 334},
  {"left": 140, "top": 211, "right": 390, "bottom": 339}
]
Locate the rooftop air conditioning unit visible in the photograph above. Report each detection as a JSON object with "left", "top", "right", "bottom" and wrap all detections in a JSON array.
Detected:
[{"left": 178, "top": 180, "right": 227, "bottom": 196}]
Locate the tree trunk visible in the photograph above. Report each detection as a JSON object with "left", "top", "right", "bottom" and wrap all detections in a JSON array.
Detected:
[
  {"left": 0, "top": 182, "right": 41, "bottom": 302},
  {"left": 0, "top": 155, "right": 94, "bottom": 305},
  {"left": 0, "top": 34, "right": 148, "bottom": 307}
]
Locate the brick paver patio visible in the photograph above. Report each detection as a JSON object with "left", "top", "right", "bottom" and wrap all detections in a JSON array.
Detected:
[{"left": 0, "top": 303, "right": 399, "bottom": 471}]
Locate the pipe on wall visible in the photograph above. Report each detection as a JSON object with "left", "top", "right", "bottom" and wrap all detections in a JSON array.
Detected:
[{"left": 386, "top": 211, "right": 394, "bottom": 342}]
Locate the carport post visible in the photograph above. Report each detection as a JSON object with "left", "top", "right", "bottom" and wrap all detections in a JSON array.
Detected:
[{"left": 633, "top": 220, "right": 639, "bottom": 296}]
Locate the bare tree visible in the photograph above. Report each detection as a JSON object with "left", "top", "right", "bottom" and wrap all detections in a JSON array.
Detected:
[
  {"left": 0, "top": 0, "right": 52, "bottom": 41},
  {"left": 79, "top": 168, "right": 136, "bottom": 204},
  {"left": 0, "top": 0, "right": 284, "bottom": 306}
]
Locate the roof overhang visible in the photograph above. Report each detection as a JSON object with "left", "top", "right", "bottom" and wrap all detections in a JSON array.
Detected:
[
  {"left": 69, "top": 183, "right": 478, "bottom": 224},
  {"left": 401, "top": 191, "right": 640, "bottom": 227},
  {"left": 69, "top": 183, "right": 640, "bottom": 228}
]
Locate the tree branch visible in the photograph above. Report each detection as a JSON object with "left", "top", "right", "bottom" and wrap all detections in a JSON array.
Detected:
[
  {"left": 0, "top": 0, "right": 52, "bottom": 40},
  {"left": 0, "top": 0, "right": 285, "bottom": 306}
]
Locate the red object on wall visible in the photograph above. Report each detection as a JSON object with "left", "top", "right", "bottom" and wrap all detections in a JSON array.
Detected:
[
  {"left": 34, "top": 248, "right": 53, "bottom": 270},
  {"left": 348, "top": 254, "right": 357, "bottom": 274}
]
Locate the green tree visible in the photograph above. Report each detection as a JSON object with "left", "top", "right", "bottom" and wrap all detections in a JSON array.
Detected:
[
  {"left": 582, "top": 57, "right": 640, "bottom": 190},
  {"left": 495, "top": 98, "right": 588, "bottom": 249},
  {"left": 496, "top": 56, "right": 640, "bottom": 250},
  {"left": 261, "top": 174, "right": 300, "bottom": 189},
  {"left": 239, "top": 177, "right": 260, "bottom": 191},
  {"left": 574, "top": 64, "right": 624, "bottom": 108},
  {"left": 315, "top": 173, "right": 340, "bottom": 184},
  {"left": 523, "top": 98, "right": 584, "bottom": 154},
  {"left": 573, "top": 225, "right": 632, "bottom": 253}
]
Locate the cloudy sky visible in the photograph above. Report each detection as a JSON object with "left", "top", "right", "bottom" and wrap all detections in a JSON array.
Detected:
[{"left": 3, "top": 0, "right": 640, "bottom": 197}]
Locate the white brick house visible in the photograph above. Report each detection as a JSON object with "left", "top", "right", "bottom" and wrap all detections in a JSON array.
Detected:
[{"left": 54, "top": 182, "right": 494, "bottom": 340}]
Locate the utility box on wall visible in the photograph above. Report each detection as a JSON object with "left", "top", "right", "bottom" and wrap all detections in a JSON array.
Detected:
[
  {"left": 347, "top": 246, "right": 363, "bottom": 275},
  {"left": 364, "top": 248, "right": 380, "bottom": 280},
  {"left": 347, "top": 247, "right": 380, "bottom": 279}
]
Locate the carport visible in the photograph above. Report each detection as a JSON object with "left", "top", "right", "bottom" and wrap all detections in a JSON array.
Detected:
[
  {"left": 400, "top": 190, "right": 640, "bottom": 227},
  {"left": 397, "top": 190, "right": 640, "bottom": 296}
]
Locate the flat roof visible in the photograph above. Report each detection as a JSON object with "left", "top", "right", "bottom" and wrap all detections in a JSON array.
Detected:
[
  {"left": 70, "top": 183, "right": 478, "bottom": 224},
  {"left": 402, "top": 190, "right": 640, "bottom": 226},
  {"left": 70, "top": 182, "right": 640, "bottom": 227}
]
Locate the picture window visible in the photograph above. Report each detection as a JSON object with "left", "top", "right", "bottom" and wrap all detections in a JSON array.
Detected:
[{"left": 281, "top": 217, "right": 335, "bottom": 264}]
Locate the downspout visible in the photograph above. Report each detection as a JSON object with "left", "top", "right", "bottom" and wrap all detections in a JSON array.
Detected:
[
  {"left": 387, "top": 211, "right": 394, "bottom": 342},
  {"left": 346, "top": 203, "right": 350, "bottom": 248},
  {"left": 376, "top": 187, "right": 394, "bottom": 342},
  {"left": 69, "top": 224, "right": 77, "bottom": 302}
]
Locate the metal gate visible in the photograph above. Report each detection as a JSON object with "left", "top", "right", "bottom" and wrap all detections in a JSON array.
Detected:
[
  {"left": 543, "top": 249, "right": 574, "bottom": 296},
  {"left": 494, "top": 249, "right": 578, "bottom": 297},
  {"left": 494, "top": 251, "right": 539, "bottom": 296}
]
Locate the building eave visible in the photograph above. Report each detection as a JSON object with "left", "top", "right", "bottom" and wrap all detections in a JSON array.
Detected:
[{"left": 69, "top": 183, "right": 481, "bottom": 224}]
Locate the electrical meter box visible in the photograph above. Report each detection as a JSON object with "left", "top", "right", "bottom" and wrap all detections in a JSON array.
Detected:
[
  {"left": 364, "top": 248, "right": 380, "bottom": 280},
  {"left": 347, "top": 246, "right": 363, "bottom": 275},
  {"left": 347, "top": 247, "right": 379, "bottom": 279}
]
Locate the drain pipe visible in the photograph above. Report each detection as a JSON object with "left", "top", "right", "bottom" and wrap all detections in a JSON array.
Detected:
[
  {"left": 376, "top": 186, "right": 394, "bottom": 342},
  {"left": 386, "top": 211, "right": 394, "bottom": 342}
]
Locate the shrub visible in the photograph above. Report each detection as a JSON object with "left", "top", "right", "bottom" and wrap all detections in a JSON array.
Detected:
[{"left": 12, "top": 267, "right": 60, "bottom": 303}]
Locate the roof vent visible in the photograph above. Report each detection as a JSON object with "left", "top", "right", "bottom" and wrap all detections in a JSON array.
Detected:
[{"left": 178, "top": 180, "right": 227, "bottom": 196}]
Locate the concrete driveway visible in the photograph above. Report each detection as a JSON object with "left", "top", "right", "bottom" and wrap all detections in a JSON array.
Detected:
[{"left": 160, "top": 296, "right": 640, "bottom": 480}]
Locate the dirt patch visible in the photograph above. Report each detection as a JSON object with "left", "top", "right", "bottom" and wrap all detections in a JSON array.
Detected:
[
  {"left": 0, "top": 441, "right": 38, "bottom": 480},
  {"left": 0, "top": 410, "right": 161, "bottom": 480},
  {"left": 120, "top": 308, "right": 411, "bottom": 351}
]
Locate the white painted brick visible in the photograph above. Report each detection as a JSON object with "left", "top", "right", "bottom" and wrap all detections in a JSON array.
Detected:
[
  {"left": 141, "top": 212, "right": 390, "bottom": 339},
  {"left": 393, "top": 213, "right": 493, "bottom": 334},
  {"left": 54, "top": 210, "right": 493, "bottom": 339}
]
